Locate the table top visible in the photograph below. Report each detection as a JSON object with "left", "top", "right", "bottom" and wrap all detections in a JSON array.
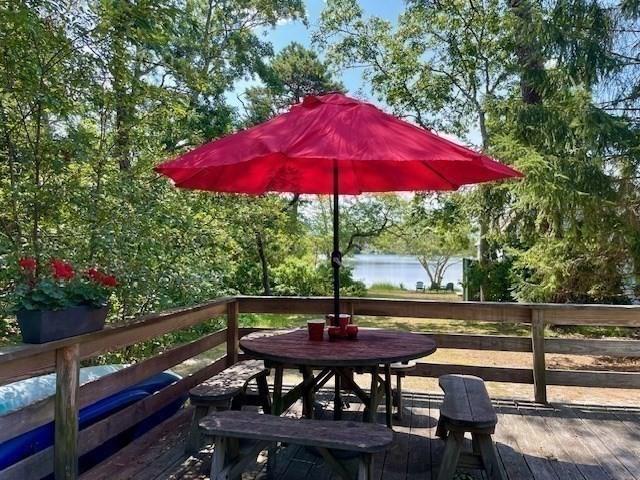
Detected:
[{"left": 239, "top": 328, "right": 437, "bottom": 367}]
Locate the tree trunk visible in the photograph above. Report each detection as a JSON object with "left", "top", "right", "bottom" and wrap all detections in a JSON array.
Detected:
[
  {"left": 255, "top": 231, "right": 271, "bottom": 295},
  {"left": 508, "top": 0, "right": 545, "bottom": 105}
]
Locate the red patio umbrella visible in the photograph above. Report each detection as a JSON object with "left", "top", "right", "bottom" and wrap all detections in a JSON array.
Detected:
[{"left": 155, "top": 93, "right": 522, "bottom": 321}]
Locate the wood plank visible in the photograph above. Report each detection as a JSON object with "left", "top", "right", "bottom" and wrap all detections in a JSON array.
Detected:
[
  {"left": 238, "top": 295, "right": 640, "bottom": 326},
  {"left": 491, "top": 400, "right": 535, "bottom": 480},
  {"left": 0, "top": 298, "right": 232, "bottom": 386},
  {"left": 406, "top": 393, "right": 432, "bottom": 480},
  {"left": 525, "top": 403, "right": 610, "bottom": 480},
  {"left": 425, "top": 333, "right": 532, "bottom": 352},
  {"left": 546, "top": 369, "right": 640, "bottom": 389},
  {"left": 545, "top": 338, "right": 640, "bottom": 357},
  {"left": 568, "top": 404, "right": 640, "bottom": 479},
  {"left": 411, "top": 363, "right": 534, "bottom": 384},
  {"left": 515, "top": 403, "right": 584, "bottom": 480},
  {"left": 439, "top": 375, "right": 497, "bottom": 429},
  {"left": 54, "top": 344, "right": 80, "bottom": 480},
  {"left": 554, "top": 404, "right": 636, "bottom": 480},
  {"left": 199, "top": 410, "right": 394, "bottom": 453},
  {"left": 380, "top": 395, "right": 411, "bottom": 480},
  {"left": 190, "top": 359, "right": 267, "bottom": 402},
  {"left": 503, "top": 402, "right": 559, "bottom": 480},
  {"left": 531, "top": 310, "right": 547, "bottom": 404},
  {"left": 79, "top": 407, "right": 192, "bottom": 480},
  {"left": 0, "top": 329, "right": 227, "bottom": 444},
  {"left": 237, "top": 296, "right": 533, "bottom": 323},
  {"left": 226, "top": 301, "right": 239, "bottom": 367}
]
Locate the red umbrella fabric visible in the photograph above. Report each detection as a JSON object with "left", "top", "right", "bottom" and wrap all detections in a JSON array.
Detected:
[
  {"left": 155, "top": 92, "right": 521, "bottom": 194},
  {"left": 155, "top": 92, "right": 521, "bottom": 322}
]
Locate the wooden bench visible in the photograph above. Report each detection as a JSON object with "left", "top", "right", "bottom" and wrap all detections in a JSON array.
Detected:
[
  {"left": 435, "top": 374, "right": 504, "bottom": 480},
  {"left": 186, "top": 360, "right": 270, "bottom": 454},
  {"left": 200, "top": 410, "right": 394, "bottom": 480}
]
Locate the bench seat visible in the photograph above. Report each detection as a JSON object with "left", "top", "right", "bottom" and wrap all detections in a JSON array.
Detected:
[
  {"left": 186, "top": 360, "right": 270, "bottom": 454},
  {"left": 189, "top": 359, "right": 269, "bottom": 404},
  {"left": 200, "top": 410, "right": 394, "bottom": 480},
  {"left": 436, "top": 374, "right": 504, "bottom": 480}
]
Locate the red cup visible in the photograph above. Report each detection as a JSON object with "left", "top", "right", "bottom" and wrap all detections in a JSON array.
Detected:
[
  {"left": 325, "top": 313, "right": 351, "bottom": 327},
  {"left": 339, "top": 315, "right": 350, "bottom": 332},
  {"left": 346, "top": 324, "right": 358, "bottom": 339},
  {"left": 307, "top": 319, "right": 325, "bottom": 341},
  {"left": 327, "top": 326, "right": 342, "bottom": 341}
]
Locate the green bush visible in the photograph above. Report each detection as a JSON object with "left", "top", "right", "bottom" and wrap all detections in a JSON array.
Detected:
[
  {"left": 271, "top": 257, "right": 366, "bottom": 297},
  {"left": 464, "top": 258, "right": 515, "bottom": 302}
]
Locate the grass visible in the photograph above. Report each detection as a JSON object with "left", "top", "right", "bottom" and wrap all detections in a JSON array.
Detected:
[{"left": 367, "top": 286, "right": 461, "bottom": 301}]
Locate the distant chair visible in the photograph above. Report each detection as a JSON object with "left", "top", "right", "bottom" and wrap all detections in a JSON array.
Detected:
[
  {"left": 416, "top": 281, "right": 425, "bottom": 292},
  {"left": 445, "top": 282, "right": 455, "bottom": 292}
]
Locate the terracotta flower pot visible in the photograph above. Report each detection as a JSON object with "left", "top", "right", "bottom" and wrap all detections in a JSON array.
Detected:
[{"left": 17, "top": 305, "right": 108, "bottom": 344}]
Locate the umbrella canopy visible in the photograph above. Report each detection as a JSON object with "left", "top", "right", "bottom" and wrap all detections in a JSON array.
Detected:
[
  {"left": 155, "top": 93, "right": 521, "bottom": 194},
  {"left": 155, "top": 92, "right": 522, "bottom": 322}
]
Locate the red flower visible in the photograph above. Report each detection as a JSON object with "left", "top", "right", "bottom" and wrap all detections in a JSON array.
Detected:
[
  {"left": 85, "top": 268, "right": 117, "bottom": 287},
  {"left": 50, "top": 259, "right": 75, "bottom": 281},
  {"left": 86, "top": 267, "right": 101, "bottom": 281},
  {"left": 100, "top": 275, "right": 118, "bottom": 288},
  {"left": 19, "top": 257, "right": 37, "bottom": 272}
]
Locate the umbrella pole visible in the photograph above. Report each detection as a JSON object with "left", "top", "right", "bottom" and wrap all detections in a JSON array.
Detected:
[{"left": 332, "top": 160, "right": 341, "bottom": 325}]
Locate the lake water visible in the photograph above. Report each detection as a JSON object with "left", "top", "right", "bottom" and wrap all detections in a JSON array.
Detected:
[{"left": 348, "top": 253, "right": 464, "bottom": 290}]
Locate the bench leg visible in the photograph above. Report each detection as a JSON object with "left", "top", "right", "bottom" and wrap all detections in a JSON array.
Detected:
[
  {"left": 474, "top": 434, "right": 506, "bottom": 480},
  {"left": 384, "top": 364, "right": 393, "bottom": 428},
  {"left": 256, "top": 374, "right": 272, "bottom": 414},
  {"left": 435, "top": 418, "right": 447, "bottom": 439},
  {"left": 302, "top": 366, "right": 315, "bottom": 419},
  {"left": 334, "top": 371, "right": 343, "bottom": 420},
  {"left": 210, "top": 436, "right": 227, "bottom": 479},
  {"left": 357, "top": 453, "right": 373, "bottom": 480},
  {"left": 394, "top": 374, "right": 403, "bottom": 420},
  {"left": 210, "top": 436, "right": 243, "bottom": 480},
  {"left": 316, "top": 447, "right": 351, "bottom": 480},
  {"left": 186, "top": 405, "right": 209, "bottom": 455},
  {"left": 436, "top": 431, "right": 463, "bottom": 480},
  {"left": 272, "top": 365, "right": 284, "bottom": 415}
]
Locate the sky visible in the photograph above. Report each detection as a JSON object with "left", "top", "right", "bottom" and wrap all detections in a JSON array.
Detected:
[
  {"left": 227, "top": 0, "right": 404, "bottom": 108},
  {"left": 226, "top": 0, "right": 483, "bottom": 147}
]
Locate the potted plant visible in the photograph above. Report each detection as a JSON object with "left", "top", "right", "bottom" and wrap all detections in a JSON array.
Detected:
[{"left": 13, "top": 257, "right": 118, "bottom": 343}]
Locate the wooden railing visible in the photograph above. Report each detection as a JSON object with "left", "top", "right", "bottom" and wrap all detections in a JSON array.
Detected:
[{"left": 0, "top": 295, "right": 639, "bottom": 479}]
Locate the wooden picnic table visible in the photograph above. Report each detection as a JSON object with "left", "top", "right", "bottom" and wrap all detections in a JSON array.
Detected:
[{"left": 240, "top": 327, "right": 437, "bottom": 428}]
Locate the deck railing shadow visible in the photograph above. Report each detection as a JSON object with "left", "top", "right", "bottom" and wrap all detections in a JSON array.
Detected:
[{"left": 1, "top": 295, "right": 639, "bottom": 479}]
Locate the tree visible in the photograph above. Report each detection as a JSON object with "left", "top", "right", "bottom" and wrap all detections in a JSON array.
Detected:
[
  {"left": 316, "top": 0, "right": 640, "bottom": 303},
  {"left": 378, "top": 196, "right": 473, "bottom": 290},
  {"left": 0, "top": 0, "right": 307, "bottom": 320},
  {"left": 306, "top": 195, "right": 402, "bottom": 261},
  {"left": 242, "top": 42, "right": 344, "bottom": 125}
]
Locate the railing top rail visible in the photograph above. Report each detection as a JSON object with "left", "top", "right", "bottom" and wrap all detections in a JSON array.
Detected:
[
  {"left": 237, "top": 295, "right": 640, "bottom": 311},
  {"left": 0, "top": 297, "right": 234, "bottom": 368},
  {"left": 2, "top": 294, "right": 640, "bottom": 375},
  {"left": 237, "top": 296, "right": 640, "bottom": 326}
]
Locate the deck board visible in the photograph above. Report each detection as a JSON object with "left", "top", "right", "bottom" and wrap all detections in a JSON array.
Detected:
[{"left": 81, "top": 390, "right": 640, "bottom": 480}]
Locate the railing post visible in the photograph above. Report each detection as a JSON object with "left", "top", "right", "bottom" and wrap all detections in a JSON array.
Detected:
[
  {"left": 226, "top": 300, "right": 239, "bottom": 367},
  {"left": 54, "top": 343, "right": 80, "bottom": 480},
  {"left": 531, "top": 309, "right": 547, "bottom": 404}
]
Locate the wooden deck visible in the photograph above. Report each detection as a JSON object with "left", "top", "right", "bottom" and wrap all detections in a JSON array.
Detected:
[{"left": 81, "top": 390, "right": 640, "bottom": 480}]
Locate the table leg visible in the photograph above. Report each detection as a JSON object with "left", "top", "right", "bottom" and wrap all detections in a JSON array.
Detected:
[
  {"left": 334, "top": 369, "right": 343, "bottom": 420},
  {"left": 365, "top": 366, "right": 378, "bottom": 423},
  {"left": 384, "top": 364, "right": 393, "bottom": 428},
  {"left": 301, "top": 366, "right": 315, "bottom": 419},
  {"left": 271, "top": 364, "right": 284, "bottom": 416}
]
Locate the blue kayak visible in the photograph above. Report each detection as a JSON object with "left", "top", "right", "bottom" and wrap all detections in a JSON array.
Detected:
[{"left": 0, "top": 368, "right": 186, "bottom": 476}]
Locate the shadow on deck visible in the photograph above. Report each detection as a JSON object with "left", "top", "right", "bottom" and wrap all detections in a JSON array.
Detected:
[{"left": 81, "top": 390, "right": 640, "bottom": 480}]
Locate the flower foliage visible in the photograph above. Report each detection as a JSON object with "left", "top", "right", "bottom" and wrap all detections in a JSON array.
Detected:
[{"left": 13, "top": 258, "right": 118, "bottom": 312}]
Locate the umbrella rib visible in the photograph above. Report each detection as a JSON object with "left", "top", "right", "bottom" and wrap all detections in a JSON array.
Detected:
[{"left": 419, "top": 160, "right": 459, "bottom": 191}]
